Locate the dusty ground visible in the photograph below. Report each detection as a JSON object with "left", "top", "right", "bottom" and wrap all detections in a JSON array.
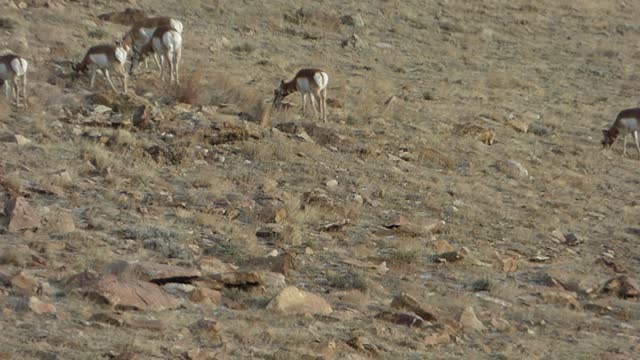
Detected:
[{"left": 1, "top": 0, "right": 640, "bottom": 359}]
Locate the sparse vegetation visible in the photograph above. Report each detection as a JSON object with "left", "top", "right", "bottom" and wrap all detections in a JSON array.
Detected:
[
  {"left": 327, "top": 269, "right": 369, "bottom": 292},
  {"left": 2, "top": 1, "right": 640, "bottom": 359}
]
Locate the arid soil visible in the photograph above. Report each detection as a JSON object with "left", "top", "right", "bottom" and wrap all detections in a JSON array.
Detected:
[{"left": 1, "top": 0, "right": 639, "bottom": 359}]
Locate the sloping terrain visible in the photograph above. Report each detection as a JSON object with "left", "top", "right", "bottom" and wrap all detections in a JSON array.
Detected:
[{"left": 1, "top": 0, "right": 639, "bottom": 359}]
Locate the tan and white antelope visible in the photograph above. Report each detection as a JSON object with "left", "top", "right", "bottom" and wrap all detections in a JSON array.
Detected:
[
  {"left": 602, "top": 107, "right": 640, "bottom": 157},
  {"left": 72, "top": 42, "right": 128, "bottom": 94},
  {"left": 273, "top": 68, "right": 329, "bottom": 122},
  {"left": 131, "top": 26, "right": 182, "bottom": 85},
  {"left": 122, "top": 16, "right": 183, "bottom": 73},
  {"left": 0, "top": 54, "right": 28, "bottom": 108}
]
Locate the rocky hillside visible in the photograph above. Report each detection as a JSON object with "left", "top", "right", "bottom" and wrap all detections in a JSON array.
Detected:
[{"left": 1, "top": 0, "right": 639, "bottom": 359}]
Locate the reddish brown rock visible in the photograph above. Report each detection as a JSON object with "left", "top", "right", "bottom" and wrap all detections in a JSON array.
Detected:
[
  {"left": 5, "top": 196, "right": 40, "bottom": 233},
  {"left": 539, "top": 290, "right": 581, "bottom": 309},
  {"left": 390, "top": 292, "right": 437, "bottom": 321},
  {"left": 459, "top": 306, "right": 485, "bottom": 332},
  {"left": 65, "top": 271, "right": 180, "bottom": 311},
  {"left": 10, "top": 271, "right": 40, "bottom": 295},
  {"left": 27, "top": 297, "right": 56, "bottom": 315},
  {"left": 189, "top": 287, "right": 222, "bottom": 305},
  {"left": 601, "top": 276, "right": 639, "bottom": 299},
  {"left": 375, "top": 311, "right": 426, "bottom": 328},
  {"left": 6, "top": 296, "right": 56, "bottom": 315}
]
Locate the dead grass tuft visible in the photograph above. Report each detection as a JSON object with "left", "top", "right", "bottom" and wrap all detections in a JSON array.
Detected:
[
  {"left": 174, "top": 71, "right": 206, "bottom": 105},
  {"left": 419, "top": 147, "right": 454, "bottom": 169},
  {"left": 207, "top": 72, "right": 268, "bottom": 124},
  {"left": 327, "top": 269, "right": 369, "bottom": 292},
  {"left": 283, "top": 7, "right": 341, "bottom": 32}
]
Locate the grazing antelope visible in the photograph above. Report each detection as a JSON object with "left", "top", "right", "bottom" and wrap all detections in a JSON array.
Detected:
[
  {"left": 0, "top": 54, "right": 28, "bottom": 108},
  {"left": 602, "top": 107, "right": 640, "bottom": 157},
  {"left": 72, "top": 42, "right": 128, "bottom": 94},
  {"left": 131, "top": 26, "right": 182, "bottom": 85},
  {"left": 122, "top": 16, "right": 183, "bottom": 73},
  {"left": 273, "top": 68, "right": 329, "bottom": 122}
]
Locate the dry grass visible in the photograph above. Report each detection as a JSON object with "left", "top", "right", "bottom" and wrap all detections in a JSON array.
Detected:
[{"left": 174, "top": 70, "right": 206, "bottom": 105}]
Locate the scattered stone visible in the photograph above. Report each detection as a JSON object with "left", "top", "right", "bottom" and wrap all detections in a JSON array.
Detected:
[
  {"left": 501, "top": 257, "right": 519, "bottom": 273},
  {"left": 346, "top": 336, "right": 380, "bottom": 355},
  {"left": 422, "top": 218, "right": 445, "bottom": 233},
  {"left": 301, "top": 188, "right": 335, "bottom": 209},
  {"left": 257, "top": 205, "right": 287, "bottom": 224},
  {"left": 459, "top": 306, "right": 485, "bottom": 332},
  {"left": 243, "top": 252, "right": 294, "bottom": 275},
  {"left": 508, "top": 119, "right": 529, "bottom": 133},
  {"left": 434, "top": 250, "right": 465, "bottom": 263},
  {"left": 93, "top": 104, "right": 112, "bottom": 114},
  {"left": 529, "top": 255, "right": 551, "bottom": 263},
  {"left": 7, "top": 296, "right": 56, "bottom": 315},
  {"left": 326, "top": 98, "right": 343, "bottom": 108},
  {"left": 28, "top": 296, "right": 56, "bottom": 315},
  {"left": 424, "top": 327, "right": 453, "bottom": 346},
  {"left": 325, "top": 179, "right": 339, "bottom": 188},
  {"left": 375, "top": 42, "right": 393, "bottom": 49},
  {"left": 375, "top": 311, "right": 426, "bottom": 328},
  {"left": 207, "top": 271, "right": 265, "bottom": 290},
  {"left": 455, "top": 122, "right": 495, "bottom": 145},
  {"left": 255, "top": 225, "right": 283, "bottom": 244},
  {"left": 162, "top": 283, "right": 196, "bottom": 297},
  {"left": 10, "top": 271, "right": 40, "bottom": 295},
  {"left": 43, "top": 211, "right": 76, "bottom": 234},
  {"left": 1, "top": 134, "right": 32, "bottom": 145},
  {"left": 106, "top": 260, "right": 201, "bottom": 284},
  {"left": 475, "top": 293, "right": 512, "bottom": 308},
  {"left": 601, "top": 276, "right": 639, "bottom": 299},
  {"left": 89, "top": 312, "right": 124, "bottom": 326},
  {"left": 539, "top": 290, "right": 580, "bottom": 309},
  {"left": 498, "top": 159, "right": 529, "bottom": 179},
  {"left": 320, "top": 219, "right": 350, "bottom": 232},
  {"left": 340, "top": 14, "right": 364, "bottom": 27},
  {"left": 5, "top": 196, "right": 41, "bottom": 233},
  {"left": 595, "top": 256, "right": 626, "bottom": 273},
  {"left": 390, "top": 292, "right": 437, "bottom": 321},
  {"left": 383, "top": 215, "right": 409, "bottom": 229},
  {"left": 189, "top": 319, "right": 221, "bottom": 342},
  {"left": 267, "top": 286, "right": 332, "bottom": 315},
  {"left": 432, "top": 239, "right": 455, "bottom": 253},
  {"left": 341, "top": 34, "right": 368, "bottom": 49},
  {"left": 490, "top": 318, "right": 512, "bottom": 332},
  {"left": 65, "top": 272, "right": 180, "bottom": 311},
  {"left": 342, "top": 258, "right": 388, "bottom": 274},
  {"left": 189, "top": 287, "right": 222, "bottom": 305},
  {"left": 97, "top": 8, "right": 146, "bottom": 25}
]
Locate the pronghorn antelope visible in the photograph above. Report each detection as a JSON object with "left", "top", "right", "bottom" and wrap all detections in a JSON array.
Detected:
[
  {"left": 0, "top": 54, "right": 28, "bottom": 108},
  {"left": 273, "top": 68, "right": 329, "bottom": 122},
  {"left": 602, "top": 107, "right": 640, "bottom": 157},
  {"left": 131, "top": 26, "right": 182, "bottom": 85},
  {"left": 72, "top": 42, "right": 128, "bottom": 94},
  {"left": 122, "top": 16, "right": 183, "bottom": 74}
]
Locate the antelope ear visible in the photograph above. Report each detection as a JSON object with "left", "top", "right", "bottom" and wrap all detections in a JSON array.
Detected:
[
  {"left": 280, "top": 80, "right": 285, "bottom": 86},
  {"left": 602, "top": 129, "right": 608, "bottom": 136}
]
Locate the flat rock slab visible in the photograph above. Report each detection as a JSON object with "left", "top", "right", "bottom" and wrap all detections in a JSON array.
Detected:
[
  {"left": 65, "top": 271, "right": 180, "bottom": 311},
  {"left": 106, "top": 260, "right": 201, "bottom": 284},
  {"left": 5, "top": 196, "right": 41, "bottom": 233}
]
